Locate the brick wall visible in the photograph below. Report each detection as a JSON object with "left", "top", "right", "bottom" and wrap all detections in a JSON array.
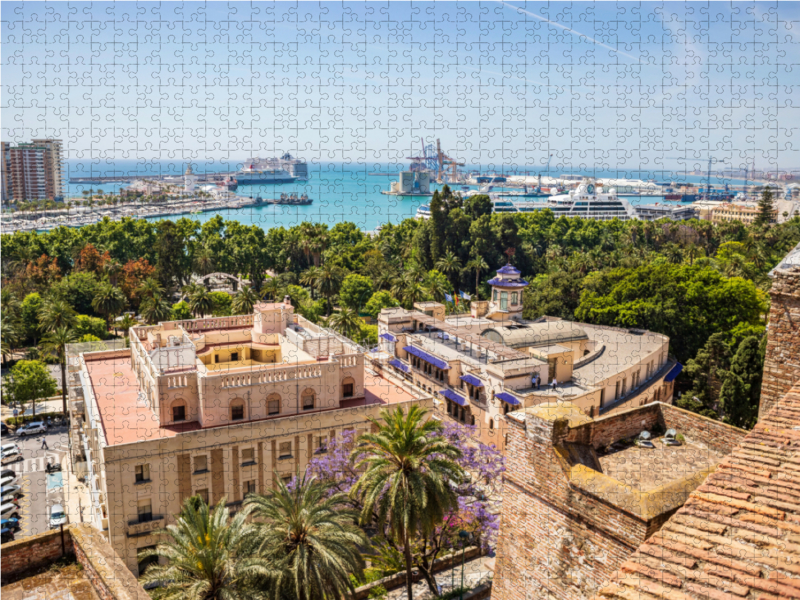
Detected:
[
  {"left": 760, "top": 267, "right": 800, "bottom": 419},
  {"left": 659, "top": 403, "right": 747, "bottom": 456},
  {"left": 0, "top": 527, "right": 73, "bottom": 583},
  {"left": 492, "top": 413, "right": 650, "bottom": 600}
]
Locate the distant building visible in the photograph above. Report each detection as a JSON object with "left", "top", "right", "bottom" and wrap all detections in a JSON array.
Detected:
[
  {"left": 709, "top": 201, "right": 774, "bottom": 225},
  {"left": 635, "top": 203, "right": 697, "bottom": 221},
  {"left": 184, "top": 163, "right": 198, "bottom": 193},
  {"left": 66, "top": 302, "right": 428, "bottom": 575},
  {"left": 1, "top": 138, "right": 64, "bottom": 202},
  {"left": 377, "top": 264, "right": 680, "bottom": 450}
]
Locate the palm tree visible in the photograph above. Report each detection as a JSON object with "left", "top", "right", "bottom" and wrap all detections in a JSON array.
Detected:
[
  {"left": 92, "top": 283, "right": 127, "bottom": 328},
  {"left": 115, "top": 313, "right": 137, "bottom": 337},
  {"left": 327, "top": 307, "right": 362, "bottom": 340},
  {"left": 435, "top": 251, "right": 461, "bottom": 290},
  {"left": 137, "top": 277, "right": 165, "bottom": 303},
  {"left": 38, "top": 299, "right": 77, "bottom": 332},
  {"left": 194, "top": 246, "right": 215, "bottom": 276},
  {"left": 317, "top": 263, "right": 344, "bottom": 315},
  {"left": 103, "top": 258, "right": 123, "bottom": 286},
  {"left": 245, "top": 473, "right": 367, "bottom": 600},
  {"left": 1, "top": 320, "right": 21, "bottom": 366},
  {"left": 138, "top": 496, "right": 269, "bottom": 600},
  {"left": 300, "top": 266, "right": 322, "bottom": 300},
  {"left": 401, "top": 281, "right": 426, "bottom": 308},
  {"left": 466, "top": 256, "right": 489, "bottom": 297},
  {"left": 350, "top": 406, "right": 464, "bottom": 600},
  {"left": 261, "top": 277, "right": 279, "bottom": 301},
  {"left": 140, "top": 296, "right": 172, "bottom": 325},
  {"left": 231, "top": 286, "right": 258, "bottom": 315},
  {"left": 41, "top": 326, "right": 79, "bottom": 420},
  {"left": 189, "top": 288, "right": 214, "bottom": 318}
]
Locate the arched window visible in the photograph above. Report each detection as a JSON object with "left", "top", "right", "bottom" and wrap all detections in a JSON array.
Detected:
[
  {"left": 267, "top": 393, "right": 281, "bottom": 416},
  {"left": 230, "top": 399, "right": 245, "bottom": 421},
  {"left": 342, "top": 377, "right": 355, "bottom": 399},
  {"left": 301, "top": 388, "right": 316, "bottom": 411},
  {"left": 171, "top": 399, "right": 187, "bottom": 423}
]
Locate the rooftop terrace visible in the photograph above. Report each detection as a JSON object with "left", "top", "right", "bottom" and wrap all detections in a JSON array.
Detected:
[{"left": 85, "top": 354, "right": 418, "bottom": 447}]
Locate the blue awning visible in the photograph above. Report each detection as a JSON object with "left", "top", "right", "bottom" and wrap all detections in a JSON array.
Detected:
[
  {"left": 379, "top": 333, "right": 397, "bottom": 342},
  {"left": 403, "top": 346, "right": 450, "bottom": 370},
  {"left": 495, "top": 392, "right": 520, "bottom": 406},
  {"left": 664, "top": 362, "right": 683, "bottom": 383},
  {"left": 440, "top": 389, "right": 466, "bottom": 406},
  {"left": 460, "top": 374, "right": 484, "bottom": 387},
  {"left": 389, "top": 359, "right": 410, "bottom": 373}
]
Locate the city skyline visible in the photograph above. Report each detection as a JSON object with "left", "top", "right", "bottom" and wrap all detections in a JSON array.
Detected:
[{"left": 3, "top": 1, "right": 799, "bottom": 173}]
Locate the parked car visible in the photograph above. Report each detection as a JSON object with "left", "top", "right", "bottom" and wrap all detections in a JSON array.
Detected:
[
  {"left": 49, "top": 504, "right": 67, "bottom": 529},
  {"left": 1, "top": 485, "right": 21, "bottom": 499},
  {"left": 0, "top": 474, "right": 19, "bottom": 488},
  {"left": 15, "top": 422, "right": 46, "bottom": 437},
  {"left": 1, "top": 516, "right": 20, "bottom": 530},
  {"left": 0, "top": 423, "right": 9, "bottom": 436},
  {"left": 1, "top": 527, "right": 15, "bottom": 543},
  {"left": 0, "top": 445, "right": 21, "bottom": 464},
  {"left": 0, "top": 470, "right": 16, "bottom": 480},
  {"left": 0, "top": 502, "right": 20, "bottom": 519}
]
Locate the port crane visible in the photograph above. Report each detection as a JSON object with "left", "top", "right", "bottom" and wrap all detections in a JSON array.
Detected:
[{"left": 406, "top": 138, "right": 464, "bottom": 183}]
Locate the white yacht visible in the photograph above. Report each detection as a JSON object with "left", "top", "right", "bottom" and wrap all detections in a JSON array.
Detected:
[{"left": 417, "top": 178, "right": 637, "bottom": 221}]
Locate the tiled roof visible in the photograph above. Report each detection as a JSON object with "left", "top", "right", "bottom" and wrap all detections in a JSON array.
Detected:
[{"left": 595, "top": 384, "right": 800, "bottom": 600}]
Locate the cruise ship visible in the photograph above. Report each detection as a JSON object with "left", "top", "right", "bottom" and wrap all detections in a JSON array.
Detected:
[
  {"left": 417, "top": 178, "right": 637, "bottom": 221},
  {"left": 236, "top": 154, "right": 309, "bottom": 184}
]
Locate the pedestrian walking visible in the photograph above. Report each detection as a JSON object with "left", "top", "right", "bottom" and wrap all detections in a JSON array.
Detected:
[
  {"left": 551, "top": 378, "right": 558, "bottom": 391},
  {"left": 41, "top": 438, "right": 48, "bottom": 450}
]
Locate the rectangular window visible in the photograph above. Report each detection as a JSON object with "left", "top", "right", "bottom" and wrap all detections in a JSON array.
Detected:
[
  {"left": 137, "top": 499, "right": 153, "bottom": 523},
  {"left": 135, "top": 464, "right": 150, "bottom": 483},
  {"left": 511, "top": 292, "right": 518, "bottom": 305},
  {"left": 231, "top": 404, "right": 244, "bottom": 420},
  {"left": 500, "top": 292, "right": 508, "bottom": 311},
  {"left": 279, "top": 442, "right": 292, "bottom": 459},
  {"left": 268, "top": 399, "right": 280, "bottom": 415},
  {"left": 282, "top": 475, "right": 292, "bottom": 485},
  {"left": 493, "top": 289, "right": 498, "bottom": 301},
  {"left": 342, "top": 383, "right": 354, "bottom": 398},
  {"left": 241, "top": 448, "right": 255, "bottom": 465},
  {"left": 196, "top": 488, "right": 209, "bottom": 504},
  {"left": 302, "top": 394, "right": 315, "bottom": 410},
  {"left": 214, "top": 355, "right": 219, "bottom": 363},
  {"left": 231, "top": 352, "right": 239, "bottom": 362},
  {"left": 315, "top": 436, "right": 327, "bottom": 454},
  {"left": 194, "top": 455, "right": 208, "bottom": 473},
  {"left": 621, "top": 378, "right": 627, "bottom": 396},
  {"left": 615, "top": 381, "right": 621, "bottom": 400},
  {"left": 172, "top": 405, "right": 186, "bottom": 422},
  {"left": 244, "top": 480, "right": 256, "bottom": 496},
  {"left": 599, "top": 388, "right": 605, "bottom": 408}
]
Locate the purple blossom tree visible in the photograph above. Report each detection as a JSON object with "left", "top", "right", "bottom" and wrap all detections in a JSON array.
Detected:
[{"left": 305, "top": 421, "right": 505, "bottom": 596}]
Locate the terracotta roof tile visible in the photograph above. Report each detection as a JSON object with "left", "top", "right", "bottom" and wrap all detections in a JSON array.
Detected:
[{"left": 593, "top": 384, "right": 800, "bottom": 600}]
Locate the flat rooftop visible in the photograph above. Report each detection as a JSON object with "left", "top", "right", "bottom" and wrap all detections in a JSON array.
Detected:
[
  {"left": 85, "top": 356, "right": 418, "bottom": 447},
  {"left": 597, "top": 435, "right": 724, "bottom": 492},
  {"left": 1, "top": 560, "right": 100, "bottom": 600}
]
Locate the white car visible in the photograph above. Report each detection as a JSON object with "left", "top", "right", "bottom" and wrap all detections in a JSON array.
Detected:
[
  {"left": 49, "top": 504, "right": 67, "bottom": 529},
  {"left": 0, "top": 502, "right": 20, "bottom": 520},
  {"left": 0, "top": 485, "right": 21, "bottom": 498},
  {"left": 0, "top": 445, "right": 21, "bottom": 464},
  {"left": 0, "top": 475, "right": 18, "bottom": 488},
  {"left": 16, "top": 422, "right": 46, "bottom": 437}
]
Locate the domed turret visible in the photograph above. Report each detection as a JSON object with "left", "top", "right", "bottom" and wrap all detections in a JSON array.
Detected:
[{"left": 486, "top": 262, "right": 529, "bottom": 320}]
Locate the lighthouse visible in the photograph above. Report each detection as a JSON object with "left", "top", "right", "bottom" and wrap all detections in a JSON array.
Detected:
[{"left": 184, "top": 164, "right": 198, "bottom": 194}]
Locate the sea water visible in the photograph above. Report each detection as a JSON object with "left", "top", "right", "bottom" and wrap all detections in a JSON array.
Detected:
[{"left": 62, "top": 160, "right": 750, "bottom": 233}]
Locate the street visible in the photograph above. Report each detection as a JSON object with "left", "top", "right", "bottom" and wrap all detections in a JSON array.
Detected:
[{"left": 3, "top": 425, "right": 68, "bottom": 539}]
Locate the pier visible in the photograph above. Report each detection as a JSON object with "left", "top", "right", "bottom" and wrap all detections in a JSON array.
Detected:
[{"left": 68, "top": 172, "right": 237, "bottom": 184}]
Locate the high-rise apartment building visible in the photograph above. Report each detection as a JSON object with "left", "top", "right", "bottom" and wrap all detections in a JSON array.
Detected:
[{"left": 1, "top": 138, "right": 65, "bottom": 202}]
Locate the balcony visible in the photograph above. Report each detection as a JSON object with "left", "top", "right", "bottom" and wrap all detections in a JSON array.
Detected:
[{"left": 127, "top": 515, "right": 165, "bottom": 537}]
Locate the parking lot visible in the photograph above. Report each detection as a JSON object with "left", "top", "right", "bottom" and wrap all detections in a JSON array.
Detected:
[{"left": 2, "top": 424, "right": 68, "bottom": 540}]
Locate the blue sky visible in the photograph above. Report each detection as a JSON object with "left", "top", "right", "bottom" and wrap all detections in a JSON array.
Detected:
[{"left": 2, "top": 1, "right": 799, "bottom": 173}]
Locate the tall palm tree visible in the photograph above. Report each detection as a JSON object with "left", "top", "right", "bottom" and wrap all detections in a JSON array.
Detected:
[
  {"left": 138, "top": 496, "right": 270, "bottom": 600},
  {"left": 317, "top": 263, "right": 344, "bottom": 316},
  {"left": 261, "top": 277, "right": 279, "bottom": 301},
  {"left": 137, "top": 277, "right": 165, "bottom": 303},
  {"left": 92, "top": 283, "right": 127, "bottom": 328},
  {"left": 245, "top": 474, "right": 367, "bottom": 600},
  {"left": 41, "top": 326, "right": 80, "bottom": 420},
  {"left": 189, "top": 288, "right": 214, "bottom": 318},
  {"left": 435, "top": 251, "right": 461, "bottom": 290},
  {"left": 466, "top": 256, "right": 489, "bottom": 297},
  {"left": 194, "top": 246, "right": 215, "bottom": 276},
  {"left": 350, "top": 406, "right": 464, "bottom": 600},
  {"left": 38, "top": 299, "right": 77, "bottom": 332},
  {"left": 231, "top": 285, "right": 258, "bottom": 315},
  {"left": 300, "top": 266, "right": 322, "bottom": 300},
  {"left": 327, "top": 307, "right": 362, "bottom": 340},
  {"left": 140, "top": 296, "right": 172, "bottom": 325}
]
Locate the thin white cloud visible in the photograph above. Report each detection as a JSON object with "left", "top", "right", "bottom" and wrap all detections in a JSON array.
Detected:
[{"left": 496, "top": 1, "right": 639, "bottom": 62}]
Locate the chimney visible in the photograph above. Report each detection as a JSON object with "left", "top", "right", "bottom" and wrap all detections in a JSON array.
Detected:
[{"left": 760, "top": 242, "right": 800, "bottom": 419}]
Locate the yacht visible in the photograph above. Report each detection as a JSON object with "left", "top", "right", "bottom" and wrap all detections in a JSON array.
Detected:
[{"left": 417, "top": 178, "right": 637, "bottom": 221}]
